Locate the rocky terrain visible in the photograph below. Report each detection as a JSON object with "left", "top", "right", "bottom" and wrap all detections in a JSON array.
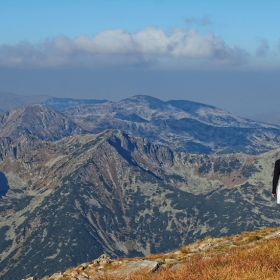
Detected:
[
  {"left": 23, "top": 227, "right": 280, "bottom": 280},
  {"left": 0, "top": 129, "right": 279, "bottom": 279},
  {"left": 0, "top": 94, "right": 280, "bottom": 279},
  {"left": 61, "top": 95, "right": 280, "bottom": 154},
  {"left": 0, "top": 104, "right": 85, "bottom": 141},
  {"left": 2, "top": 93, "right": 280, "bottom": 154}
]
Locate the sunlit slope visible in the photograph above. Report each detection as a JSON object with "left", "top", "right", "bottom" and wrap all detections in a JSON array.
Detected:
[{"left": 0, "top": 130, "right": 279, "bottom": 279}]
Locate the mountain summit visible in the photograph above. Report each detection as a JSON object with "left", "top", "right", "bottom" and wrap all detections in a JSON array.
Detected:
[
  {"left": 0, "top": 104, "right": 85, "bottom": 141},
  {"left": 62, "top": 95, "right": 280, "bottom": 154}
]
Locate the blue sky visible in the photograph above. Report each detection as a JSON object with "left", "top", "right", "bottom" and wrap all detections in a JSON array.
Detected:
[{"left": 0, "top": 0, "right": 280, "bottom": 116}]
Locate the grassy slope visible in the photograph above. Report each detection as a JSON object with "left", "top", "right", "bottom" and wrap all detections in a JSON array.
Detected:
[{"left": 42, "top": 227, "right": 280, "bottom": 280}]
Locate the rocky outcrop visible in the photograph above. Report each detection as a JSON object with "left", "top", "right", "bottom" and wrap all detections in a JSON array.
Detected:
[{"left": 22, "top": 227, "right": 280, "bottom": 280}]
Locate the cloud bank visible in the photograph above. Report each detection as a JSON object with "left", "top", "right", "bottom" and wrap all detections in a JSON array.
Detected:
[{"left": 0, "top": 27, "right": 247, "bottom": 68}]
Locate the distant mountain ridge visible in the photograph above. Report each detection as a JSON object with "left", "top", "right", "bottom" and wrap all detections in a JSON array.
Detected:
[
  {"left": 0, "top": 92, "right": 50, "bottom": 112},
  {"left": 0, "top": 92, "right": 109, "bottom": 112},
  {"left": 42, "top": 97, "right": 108, "bottom": 110},
  {"left": 1, "top": 93, "right": 280, "bottom": 154},
  {"left": 0, "top": 104, "right": 85, "bottom": 141},
  {"left": 61, "top": 95, "right": 280, "bottom": 154},
  {"left": 1, "top": 91, "right": 279, "bottom": 126},
  {"left": 1, "top": 94, "right": 280, "bottom": 154}
]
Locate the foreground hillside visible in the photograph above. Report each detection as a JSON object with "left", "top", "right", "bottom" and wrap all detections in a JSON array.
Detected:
[
  {"left": 0, "top": 130, "right": 280, "bottom": 279},
  {"left": 34, "top": 227, "right": 280, "bottom": 280}
]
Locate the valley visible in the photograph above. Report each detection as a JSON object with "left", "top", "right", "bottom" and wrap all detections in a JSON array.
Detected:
[{"left": 0, "top": 94, "right": 279, "bottom": 279}]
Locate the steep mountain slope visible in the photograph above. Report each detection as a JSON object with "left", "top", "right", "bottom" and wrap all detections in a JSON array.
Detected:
[
  {"left": 0, "top": 104, "right": 85, "bottom": 141},
  {"left": 0, "top": 92, "right": 50, "bottom": 112},
  {"left": 29, "top": 227, "right": 280, "bottom": 280},
  {"left": 62, "top": 95, "right": 280, "bottom": 154},
  {"left": 0, "top": 130, "right": 278, "bottom": 279}
]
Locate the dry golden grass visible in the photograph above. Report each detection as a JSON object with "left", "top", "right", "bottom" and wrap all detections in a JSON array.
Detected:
[
  {"left": 96, "top": 228, "right": 280, "bottom": 280},
  {"left": 42, "top": 227, "right": 280, "bottom": 280}
]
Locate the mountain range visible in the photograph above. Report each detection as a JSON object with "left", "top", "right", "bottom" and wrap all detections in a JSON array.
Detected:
[
  {"left": 0, "top": 129, "right": 279, "bottom": 279},
  {"left": 1, "top": 94, "right": 280, "bottom": 154},
  {"left": 60, "top": 95, "right": 280, "bottom": 154},
  {"left": 0, "top": 93, "right": 279, "bottom": 279}
]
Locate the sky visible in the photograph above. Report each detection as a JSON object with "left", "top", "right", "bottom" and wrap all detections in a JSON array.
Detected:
[{"left": 0, "top": 0, "right": 280, "bottom": 117}]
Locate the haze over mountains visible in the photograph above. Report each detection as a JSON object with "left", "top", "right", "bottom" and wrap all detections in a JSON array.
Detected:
[
  {"left": 1, "top": 91, "right": 280, "bottom": 125},
  {"left": 1, "top": 93, "right": 280, "bottom": 154},
  {"left": 0, "top": 92, "right": 279, "bottom": 279},
  {"left": 0, "top": 92, "right": 50, "bottom": 113}
]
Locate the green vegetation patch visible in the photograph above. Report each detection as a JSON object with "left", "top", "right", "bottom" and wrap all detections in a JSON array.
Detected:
[{"left": 241, "top": 164, "right": 260, "bottom": 178}]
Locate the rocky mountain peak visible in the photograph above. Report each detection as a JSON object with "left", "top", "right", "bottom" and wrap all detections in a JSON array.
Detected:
[
  {"left": 0, "top": 104, "right": 85, "bottom": 141},
  {"left": 61, "top": 95, "right": 280, "bottom": 154}
]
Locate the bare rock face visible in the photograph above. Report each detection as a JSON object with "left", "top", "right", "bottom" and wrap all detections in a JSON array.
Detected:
[{"left": 0, "top": 104, "right": 85, "bottom": 141}]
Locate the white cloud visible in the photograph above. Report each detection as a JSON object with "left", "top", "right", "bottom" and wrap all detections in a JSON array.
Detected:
[{"left": 0, "top": 27, "right": 247, "bottom": 68}]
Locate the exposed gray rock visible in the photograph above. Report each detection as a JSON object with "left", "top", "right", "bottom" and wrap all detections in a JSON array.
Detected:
[
  {"left": 0, "top": 104, "right": 85, "bottom": 141},
  {"left": 62, "top": 95, "right": 280, "bottom": 154},
  {"left": 112, "top": 260, "right": 159, "bottom": 275},
  {"left": 1, "top": 130, "right": 280, "bottom": 279},
  {"left": 265, "top": 231, "right": 280, "bottom": 239},
  {"left": 169, "top": 263, "right": 184, "bottom": 271}
]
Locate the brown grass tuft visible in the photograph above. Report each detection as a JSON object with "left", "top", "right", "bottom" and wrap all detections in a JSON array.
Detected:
[{"left": 96, "top": 237, "right": 280, "bottom": 280}]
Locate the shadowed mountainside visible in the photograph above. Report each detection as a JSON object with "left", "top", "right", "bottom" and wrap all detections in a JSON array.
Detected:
[
  {"left": 0, "top": 130, "right": 278, "bottom": 279},
  {"left": 31, "top": 227, "right": 280, "bottom": 280}
]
